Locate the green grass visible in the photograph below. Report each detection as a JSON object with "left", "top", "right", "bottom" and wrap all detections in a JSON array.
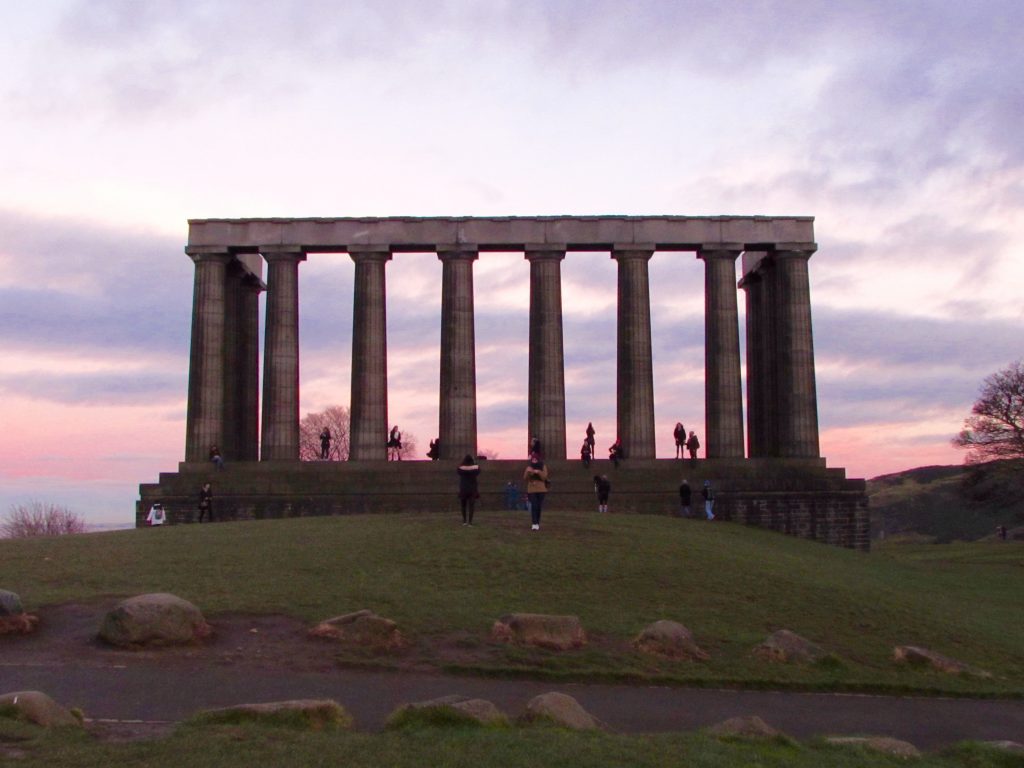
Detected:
[
  {"left": 3, "top": 511, "right": 1024, "bottom": 694},
  {"left": 1, "top": 718, "right": 1021, "bottom": 768}
]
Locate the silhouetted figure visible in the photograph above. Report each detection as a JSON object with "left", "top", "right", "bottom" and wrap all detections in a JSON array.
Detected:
[
  {"left": 503, "top": 481, "right": 519, "bottom": 510},
  {"left": 678, "top": 479, "right": 692, "bottom": 517},
  {"left": 585, "top": 422, "right": 596, "bottom": 458},
  {"left": 387, "top": 426, "right": 403, "bottom": 461},
  {"left": 998, "top": 525, "right": 1008, "bottom": 541},
  {"left": 529, "top": 436, "right": 543, "bottom": 459},
  {"left": 457, "top": 454, "right": 481, "bottom": 526},
  {"left": 686, "top": 431, "right": 700, "bottom": 461},
  {"left": 609, "top": 438, "right": 623, "bottom": 468},
  {"left": 580, "top": 439, "right": 592, "bottom": 467},
  {"left": 594, "top": 474, "right": 611, "bottom": 514},
  {"left": 702, "top": 480, "right": 715, "bottom": 520},
  {"left": 198, "top": 482, "right": 213, "bottom": 523},
  {"left": 673, "top": 422, "right": 686, "bottom": 459},
  {"left": 319, "top": 427, "right": 332, "bottom": 460}
]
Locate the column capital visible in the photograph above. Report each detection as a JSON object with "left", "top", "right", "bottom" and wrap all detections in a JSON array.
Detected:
[
  {"left": 185, "top": 246, "right": 233, "bottom": 264},
  {"left": 611, "top": 245, "right": 655, "bottom": 260},
  {"left": 772, "top": 242, "right": 817, "bottom": 257},
  {"left": 348, "top": 246, "right": 393, "bottom": 264},
  {"left": 259, "top": 247, "right": 307, "bottom": 263},
  {"left": 524, "top": 245, "right": 566, "bottom": 262},
  {"left": 437, "top": 246, "right": 479, "bottom": 262},
  {"left": 697, "top": 244, "right": 744, "bottom": 259}
]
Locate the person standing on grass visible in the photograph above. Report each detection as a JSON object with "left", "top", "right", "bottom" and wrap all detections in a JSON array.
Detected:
[
  {"left": 594, "top": 474, "right": 611, "bottom": 514},
  {"left": 524, "top": 452, "right": 549, "bottom": 531},
  {"left": 198, "top": 482, "right": 213, "bottom": 523},
  {"left": 702, "top": 480, "right": 715, "bottom": 520},
  {"left": 678, "top": 478, "right": 692, "bottom": 517},
  {"left": 146, "top": 502, "right": 167, "bottom": 526},
  {"left": 457, "top": 454, "right": 481, "bottom": 526}
]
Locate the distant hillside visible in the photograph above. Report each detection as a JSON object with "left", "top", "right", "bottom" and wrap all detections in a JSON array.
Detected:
[{"left": 868, "top": 459, "right": 1024, "bottom": 542}]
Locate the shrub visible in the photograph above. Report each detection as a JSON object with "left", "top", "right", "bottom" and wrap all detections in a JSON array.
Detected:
[{"left": 1, "top": 502, "right": 87, "bottom": 538}]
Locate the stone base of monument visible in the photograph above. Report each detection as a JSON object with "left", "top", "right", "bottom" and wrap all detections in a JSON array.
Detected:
[{"left": 137, "top": 458, "right": 868, "bottom": 551}]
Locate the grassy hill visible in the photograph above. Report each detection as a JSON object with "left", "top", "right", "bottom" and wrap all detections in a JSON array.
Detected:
[
  {"left": 3, "top": 511, "right": 1023, "bottom": 697},
  {"left": 868, "top": 459, "right": 1024, "bottom": 543}
]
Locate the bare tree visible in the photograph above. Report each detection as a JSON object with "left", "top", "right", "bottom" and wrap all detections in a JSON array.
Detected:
[
  {"left": 953, "top": 360, "right": 1024, "bottom": 463},
  {"left": 392, "top": 430, "right": 418, "bottom": 460},
  {"left": 478, "top": 448, "right": 500, "bottom": 460},
  {"left": 2, "top": 502, "right": 87, "bottom": 538},
  {"left": 299, "top": 405, "right": 351, "bottom": 461}
]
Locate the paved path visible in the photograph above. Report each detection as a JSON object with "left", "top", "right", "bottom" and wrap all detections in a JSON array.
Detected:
[{"left": 2, "top": 659, "right": 1022, "bottom": 748}]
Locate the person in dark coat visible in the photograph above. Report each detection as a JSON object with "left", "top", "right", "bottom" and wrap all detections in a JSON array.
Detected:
[
  {"left": 678, "top": 479, "right": 692, "bottom": 517},
  {"left": 609, "top": 438, "right": 623, "bottom": 468},
  {"left": 387, "top": 426, "right": 403, "bottom": 460},
  {"left": 580, "top": 439, "right": 592, "bottom": 467},
  {"left": 702, "top": 480, "right": 715, "bottom": 520},
  {"left": 585, "top": 422, "right": 596, "bottom": 458},
  {"left": 686, "top": 431, "right": 700, "bottom": 460},
  {"left": 457, "top": 454, "right": 481, "bottom": 525},
  {"left": 198, "top": 482, "right": 213, "bottom": 523},
  {"left": 594, "top": 474, "right": 611, "bottom": 514},
  {"left": 319, "top": 427, "right": 332, "bottom": 460},
  {"left": 673, "top": 422, "right": 686, "bottom": 459},
  {"left": 529, "top": 436, "right": 543, "bottom": 459}
]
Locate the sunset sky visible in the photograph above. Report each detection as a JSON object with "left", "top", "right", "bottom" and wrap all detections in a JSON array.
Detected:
[{"left": 2, "top": 1, "right": 1022, "bottom": 525}]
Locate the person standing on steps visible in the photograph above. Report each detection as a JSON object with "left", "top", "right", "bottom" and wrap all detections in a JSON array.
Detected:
[
  {"left": 529, "top": 435, "right": 543, "bottom": 459},
  {"left": 209, "top": 445, "right": 224, "bottom": 470},
  {"left": 673, "top": 422, "right": 686, "bottom": 459},
  {"left": 387, "top": 425, "right": 403, "bottom": 460},
  {"left": 702, "top": 480, "right": 715, "bottom": 520},
  {"left": 524, "top": 453, "right": 549, "bottom": 531},
  {"left": 609, "top": 438, "right": 623, "bottom": 468},
  {"left": 686, "top": 431, "right": 700, "bottom": 461},
  {"left": 198, "top": 482, "right": 213, "bottom": 523},
  {"left": 319, "top": 427, "right": 332, "bottom": 460},
  {"left": 457, "top": 454, "right": 481, "bottom": 526},
  {"left": 594, "top": 474, "right": 611, "bottom": 514},
  {"left": 585, "top": 422, "right": 596, "bottom": 460},
  {"left": 580, "top": 439, "right": 592, "bottom": 467},
  {"left": 678, "top": 478, "right": 692, "bottom": 518}
]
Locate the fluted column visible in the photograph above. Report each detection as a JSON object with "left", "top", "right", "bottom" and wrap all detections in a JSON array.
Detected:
[
  {"left": 238, "top": 272, "right": 263, "bottom": 461},
  {"left": 774, "top": 246, "right": 820, "bottom": 458},
  {"left": 184, "top": 248, "right": 231, "bottom": 462},
  {"left": 260, "top": 248, "right": 305, "bottom": 461},
  {"left": 526, "top": 246, "right": 567, "bottom": 460},
  {"left": 349, "top": 247, "right": 392, "bottom": 461},
  {"left": 699, "top": 246, "right": 745, "bottom": 458},
  {"left": 739, "top": 255, "right": 767, "bottom": 458},
  {"left": 613, "top": 246, "right": 656, "bottom": 459},
  {"left": 438, "top": 247, "right": 478, "bottom": 460}
]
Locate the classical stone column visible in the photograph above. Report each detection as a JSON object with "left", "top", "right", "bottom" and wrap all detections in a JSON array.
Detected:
[
  {"left": 221, "top": 262, "right": 244, "bottom": 461},
  {"left": 184, "top": 248, "right": 232, "bottom": 462},
  {"left": 438, "top": 247, "right": 478, "bottom": 460},
  {"left": 526, "top": 246, "right": 567, "bottom": 460},
  {"left": 260, "top": 248, "right": 305, "bottom": 461},
  {"left": 613, "top": 246, "right": 656, "bottom": 459},
  {"left": 237, "top": 272, "right": 263, "bottom": 461},
  {"left": 349, "top": 247, "right": 392, "bottom": 461},
  {"left": 774, "top": 246, "right": 820, "bottom": 458},
  {"left": 699, "top": 246, "right": 745, "bottom": 458},
  {"left": 739, "top": 260, "right": 765, "bottom": 458}
]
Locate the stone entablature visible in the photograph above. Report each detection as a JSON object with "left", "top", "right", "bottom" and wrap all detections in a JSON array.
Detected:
[{"left": 187, "top": 215, "right": 815, "bottom": 256}]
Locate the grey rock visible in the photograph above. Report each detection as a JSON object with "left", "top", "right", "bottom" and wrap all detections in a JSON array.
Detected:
[
  {"left": 99, "top": 593, "right": 211, "bottom": 648},
  {"left": 0, "top": 691, "right": 81, "bottom": 727}
]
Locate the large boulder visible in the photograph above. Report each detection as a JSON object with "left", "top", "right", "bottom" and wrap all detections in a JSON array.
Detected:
[
  {"left": 707, "top": 715, "right": 783, "bottom": 739},
  {"left": 753, "top": 630, "right": 827, "bottom": 664},
  {"left": 0, "top": 691, "right": 81, "bottom": 727},
  {"left": 308, "top": 610, "right": 404, "bottom": 650},
  {"left": 491, "top": 614, "right": 586, "bottom": 650},
  {"left": 0, "top": 590, "right": 38, "bottom": 636},
  {"left": 520, "top": 692, "right": 602, "bottom": 730},
  {"left": 825, "top": 736, "right": 921, "bottom": 758},
  {"left": 99, "top": 593, "right": 211, "bottom": 648},
  {"left": 893, "top": 645, "right": 991, "bottom": 677},
  {"left": 387, "top": 695, "right": 508, "bottom": 728},
  {"left": 196, "top": 700, "right": 352, "bottom": 730},
  {"left": 633, "top": 620, "right": 708, "bottom": 661}
]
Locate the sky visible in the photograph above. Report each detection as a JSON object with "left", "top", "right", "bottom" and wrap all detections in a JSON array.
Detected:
[{"left": 1, "top": 1, "right": 1022, "bottom": 525}]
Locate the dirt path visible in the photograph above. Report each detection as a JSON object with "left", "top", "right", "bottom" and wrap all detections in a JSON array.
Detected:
[{"left": 2, "top": 602, "right": 1022, "bottom": 748}]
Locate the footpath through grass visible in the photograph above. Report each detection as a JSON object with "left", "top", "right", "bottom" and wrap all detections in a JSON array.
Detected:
[
  {"left": 3, "top": 511, "right": 1023, "bottom": 694},
  {"left": 2, "top": 719, "right": 1022, "bottom": 768}
]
